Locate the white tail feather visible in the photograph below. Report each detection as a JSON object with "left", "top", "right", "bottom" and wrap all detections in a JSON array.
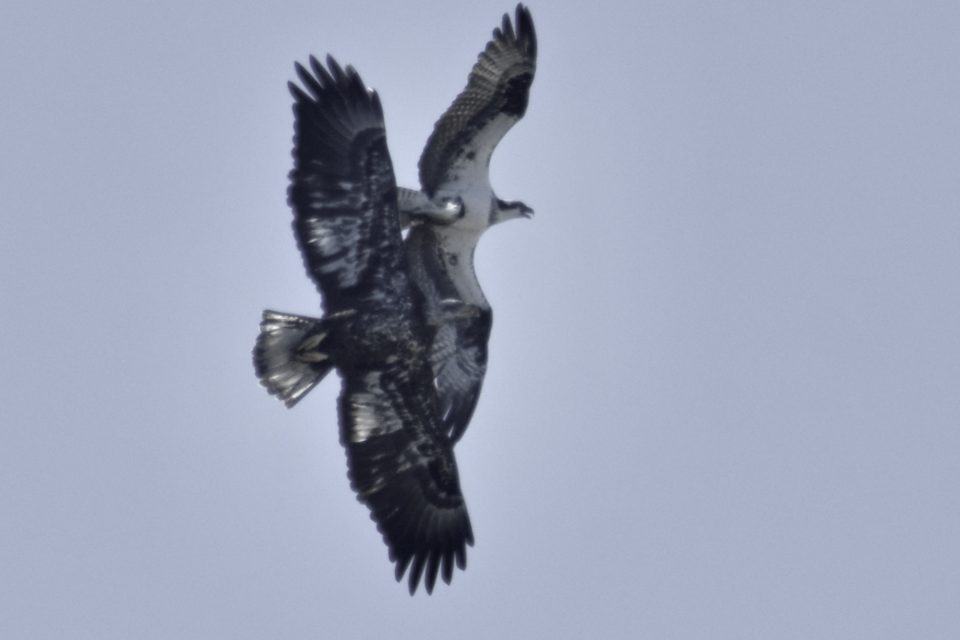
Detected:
[{"left": 253, "top": 310, "right": 334, "bottom": 407}]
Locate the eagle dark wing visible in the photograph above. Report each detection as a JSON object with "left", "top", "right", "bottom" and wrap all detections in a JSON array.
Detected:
[
  {"left": 431, "top": 306, "right": 492, "bottom": 443},
  {"left": 287, "top": 58, "right": 473, "bottom": 593},
  {"left": 288, "top": 55, "right": 405, "bottom": 312},
  {"left": 417, "top": 4, "right": 536, "bottom": 196},
  {"left": 340, "top": 363, "right": 474, "bottom": 594}
]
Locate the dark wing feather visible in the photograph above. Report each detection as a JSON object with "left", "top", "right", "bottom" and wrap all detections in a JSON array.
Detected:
[
  {"left": 339, "top": 364, "right": 474, "bottom": 594},
  {"left": 288, "top": 55, "right": 404, "bottom": 311},
  {"left": 404, "top": 227, "right": 494, "bottom": 443},
  {"left": 431, "top": 307, "right": 492, "bottom": 443},
  {"left": 418, "top": 4, "right": 537, "bottom": 195}
]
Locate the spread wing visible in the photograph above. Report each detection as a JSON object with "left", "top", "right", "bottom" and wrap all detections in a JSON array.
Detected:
[
  {"left": 340, "top": 364, "right": 474, "bottom": 594},
  {"left": 431, "top": 306, "right": 492, "bottom": 443},
  {"left": 417, "top": 3, "right": 537, "bottom": 196},
  {"left": 288, "top": 55, "right": 405, "bottom": 312}
]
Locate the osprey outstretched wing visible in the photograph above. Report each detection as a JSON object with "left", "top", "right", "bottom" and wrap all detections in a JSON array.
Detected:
[
  {"left": 418, "top": 3, "right": 537, "bottom": 196},
  {"left": 404, "top": 227, "right": 495, "bottom": 444},
  {"left": 257, "top": 56, "right": 473, "bottom": 594}
]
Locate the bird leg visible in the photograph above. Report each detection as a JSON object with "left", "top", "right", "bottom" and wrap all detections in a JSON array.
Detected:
[{"left": 398, "top": 188, "right": 464, "bottom": 227}]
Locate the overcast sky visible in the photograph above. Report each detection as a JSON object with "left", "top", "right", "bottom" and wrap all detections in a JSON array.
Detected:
[{"left": 2, "top": 1, "right": 960, "bottom": 638}]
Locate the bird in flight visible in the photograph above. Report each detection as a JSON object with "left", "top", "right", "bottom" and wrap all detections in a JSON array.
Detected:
[
  {"left": 253, "top": 4, "right": 537, "bottom": 594},
  {"left": 404, "top": 4, "right": 537, "bottom": 445}
]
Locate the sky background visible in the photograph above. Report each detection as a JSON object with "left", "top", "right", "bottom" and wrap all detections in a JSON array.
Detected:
[{"left": 2, "top": 1, "right": 960, "bottom": 638}]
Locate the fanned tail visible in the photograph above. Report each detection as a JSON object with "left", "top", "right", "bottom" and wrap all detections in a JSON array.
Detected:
[{"left": 254, "top": 310, "right": 334, "bottom": 407}]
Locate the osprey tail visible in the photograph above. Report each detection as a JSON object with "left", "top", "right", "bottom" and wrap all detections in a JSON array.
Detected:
[{"left": 254, "top": 310, "right": 334, "bottom": 407}]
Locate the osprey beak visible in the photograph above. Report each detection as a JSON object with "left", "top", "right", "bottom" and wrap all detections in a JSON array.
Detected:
[{"left": 520, "top": 204, "right": 534, "bottom": 219}]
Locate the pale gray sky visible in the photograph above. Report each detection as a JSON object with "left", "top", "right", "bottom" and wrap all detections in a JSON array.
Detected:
[{"left": 2, "top": 1, "right": 959, "bottom": 638}]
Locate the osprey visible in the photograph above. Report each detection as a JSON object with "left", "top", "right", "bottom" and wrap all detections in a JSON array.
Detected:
[
  {"left": 402, "top": 4, "right": 537, "bottom": 443},
  {"left": 253, "top": 5, "right": 536, "bottom": 594}
]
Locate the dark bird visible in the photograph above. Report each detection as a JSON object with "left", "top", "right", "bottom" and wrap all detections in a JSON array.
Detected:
[{"left": 253, "top": 5, "right": 536, "bottom": 594}]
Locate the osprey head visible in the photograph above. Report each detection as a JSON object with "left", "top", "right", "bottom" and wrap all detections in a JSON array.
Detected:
[{"left": 492, "top": 198, "right": 534, "bottom": 225}]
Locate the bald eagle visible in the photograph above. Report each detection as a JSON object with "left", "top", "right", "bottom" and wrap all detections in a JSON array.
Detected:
[{"left": 253, "top": 5, "right": 536, "bottom": 594}]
